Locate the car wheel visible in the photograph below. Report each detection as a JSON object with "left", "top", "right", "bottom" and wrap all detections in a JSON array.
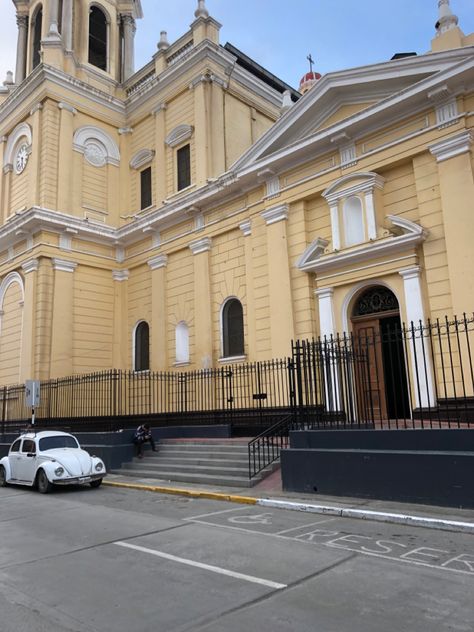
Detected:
[
  {"left": 90, "top": 479, "right": 103, "bottom": 489},
  {"left": 0, "top": 465, "right": 7, "bottom": 487},
  {"left": 36, "top": 469, "right": 52, "bottom": 494}
]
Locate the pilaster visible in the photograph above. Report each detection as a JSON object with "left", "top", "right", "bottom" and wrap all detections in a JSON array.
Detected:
[
  {"left": 15, "top": 14, "right": 28, "bottom": 84},
  {"left": 239, "top": 221, "right": 257, "bottom": 361},
  {"left": 429, "top": 131, "right": 474, "bottom": 315},
  {"left": 19, "top": 258, "right": 39, "bottom": 381},
  {"left": 112, "top": 270, "right": 129, "bottom": 369},
  {"left": 50, "top": 258, "right": 77, "bottom": 378},
  {"left": 0, "top": 137, "right": 7, "bottom": 222},
  {"left": 57, "top": 102, "right": 76, "bottom": 213},
  {"left": 153, "top": 104, "right": 167, "bottom": 205},
  {"left": 261, "top": 204, "right": 295, "bottom": 357},
  {"left": 27, "top": 103, "right": 42, "bottom": 210},
  {"left": 189, "top": 237, "right": 213, "bottom": 367},
  {"left": 148, "top": 255, "right": 168, "bottom": 370},
  {"left": 191, "top": 77, "right": 211, "bottom": 186}
]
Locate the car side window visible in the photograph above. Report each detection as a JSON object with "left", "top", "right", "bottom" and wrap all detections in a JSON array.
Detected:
[
  {"left": 21, "top": 439, "right": 36, "bottom": 454},
  {"left": 10, "top": 440, "right": 21, "bottom": 453}
]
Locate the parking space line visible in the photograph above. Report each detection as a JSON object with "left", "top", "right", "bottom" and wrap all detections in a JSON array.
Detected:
[
  {"left": 115, "top": 542, "right": 287, "bottom": 589},
  {"left": 183, "top": 507, "right": 247, "bottom": 521}
]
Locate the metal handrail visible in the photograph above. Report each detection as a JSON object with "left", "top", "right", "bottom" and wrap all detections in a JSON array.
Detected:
[{"left": 248, "top": 414, "right": 295, "bottom": 480}]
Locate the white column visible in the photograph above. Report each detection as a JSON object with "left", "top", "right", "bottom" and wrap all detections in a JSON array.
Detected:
[
  {"left": 399, "top": 266, "right": 436, "bottom": 409},
  {"left": 122, "top": 14, "right": 136, "bottom": 81},
  {"left": 15, "top": 14, "right": 28, "bottom": 84},
  {"left": 48, "top": 0, "right": 59, "bottom": 31},
  {"left": 316, "top": 287, "right": 341, "bottom": 411},
  {"left": 364, "top": 190, "right": 377, "bottom": 241},
  {"left": 62, "top": 0, "right": 73, "bottom": 50},
  {"left": 329, "top": 204, "right": 341, "bottom": 250}
]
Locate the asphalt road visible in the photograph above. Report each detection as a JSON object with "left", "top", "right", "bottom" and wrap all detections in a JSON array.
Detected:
[{"left": 0, "top": 484, "right": 473, "bottom": 632}]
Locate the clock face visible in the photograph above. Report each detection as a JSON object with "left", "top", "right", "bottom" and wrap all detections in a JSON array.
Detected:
[{"left": 15, "top": 143, "right": 29, "bottom": 175}]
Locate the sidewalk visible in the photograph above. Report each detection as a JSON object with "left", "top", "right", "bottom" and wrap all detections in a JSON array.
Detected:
[{"left": 103, "top": 467, "right": 474, "bottom": 534}]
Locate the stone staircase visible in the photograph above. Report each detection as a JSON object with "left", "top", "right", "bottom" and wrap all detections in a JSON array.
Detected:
[{"left": 110, "top": 439, "right": 278, "bottom": 488}]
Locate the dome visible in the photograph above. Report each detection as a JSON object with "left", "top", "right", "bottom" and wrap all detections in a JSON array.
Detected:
[{"left": 299, "top": 71, "right": 322, "bottom": 94}]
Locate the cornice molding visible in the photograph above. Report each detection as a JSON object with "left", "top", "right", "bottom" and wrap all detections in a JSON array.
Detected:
[
  {"left": 130, "top": 148, "right": 155, "bottom": 170},
  {"left": 297, "top": 216, "right": 426, "bottom": 275},
  {"left": 58, "top": 102, "right": 77, "bottom": 115},
  {"left": 399, "top": 266, "right": 422, "bottom": 281},
  {"left": 165, "top": 124, "right": 194, "bottom": 148},
  {"left": 239, "top": 220, "right": 252, "bottom": 237},
  {"left": 428, "top": 130, "right": 473, "bottom": 163},
  {"left": 323, "top": 172, "right": 385, "bottom": 204},
  {"left": 189, "top": 236, "right": 211, "bottom": 255},
  {"left": 112, "top": 270, "right": 130, "bottom": 282},
  {"left": 261, "top": 204, "right": 289, "bottom": 226},
  {"left": 148, "top": 254, "right": 168, "bottom": 270},
  {"left": 52, "top": 258, "right": 77, "bottom": 273},
  {"left": 21, "top": 258, "right": 39, "bottom": 274}
]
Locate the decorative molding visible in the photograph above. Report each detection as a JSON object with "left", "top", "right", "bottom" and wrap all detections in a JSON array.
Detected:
[
  {"left": 148, "top": 254, "right": 168, "bottom": 270},
  {"left": 29, "top": 103, "right": 43, "bottom": 116},
  {"left": 115, "top": 246, "right": 125, "bottom": 263},
  {"left": 297, "top": 238, "right": 329, "bottom": 269},
  {"left": 258, "top": 169, "right": 281, "bottom": 199},
  {"left": 298, "top": 216, "right": 426, "bottom": 275},
  {"left": 4, "top": 122, "right": 32, "bottom": 167},
  {"left": 21, "top": 258, "right": 39, "bottom": 274},
  {"left": 189, "top": 236, "right": 211, "bottom": 255},
  {"left": 339, "top": 143, "right": 357, "bottom": 168},
  {"left": 322, "top": 172, "right": 385, "bottom": 204},
  {"left": 52, "top": 258, "right": 77, "bottom": 273},
  {"left": 399, "top": 266, "right": 422, "bottom": 281},
  {"left": 152, "top": 103, "right": 168, "bottom": 115},
  {"left": 261, "top": 204, "right": 289, "bottom": 226},
  {"left": 118, "top": 127, "right": 133, "bottom": 135},
  {"left": 112, "top": 270, "right": 130, "bottom": 282},
  {"left": 130, "top": 148, "right": 155, "bottom": 170},
  {"left": 315, "top": 287, "right": 335, "bottom": 300},
  {"left": 73, "top": 126, "right": 120, "bottom": 167},
  {"left": 165, "top": 124, "right": 193, "bottom": 148},
  {"left": 429, "top": 130, "right": 473, "bottom": 162},
  {"left": 189, "top": 73, "right": 212, "bottom": 90},
  {"left": 239, "top": 220, "right": 252, "bottom": 237},
  {"left": 58, "top": 102, "right": 77, "bottom": 115}
]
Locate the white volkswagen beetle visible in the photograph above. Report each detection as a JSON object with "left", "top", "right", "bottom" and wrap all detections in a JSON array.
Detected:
[{"left": 0, "top": 431, "right": 106, "bottom": 493}]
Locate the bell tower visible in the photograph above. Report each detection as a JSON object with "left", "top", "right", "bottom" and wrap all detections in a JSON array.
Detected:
[{"left": 11, "top": 0, "right": 143, "bottom": 85}]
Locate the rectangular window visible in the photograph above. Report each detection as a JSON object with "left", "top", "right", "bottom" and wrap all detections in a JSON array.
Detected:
[
  {"left": 140, "top": 167, "right": 152, "bottom": 210},
  {"left": 177, "top": 144, "right": 191, "bottom": 191}
]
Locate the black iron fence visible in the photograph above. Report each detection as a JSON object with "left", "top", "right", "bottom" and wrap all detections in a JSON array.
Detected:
[
  {"left": 293, "top": 314, "right": 474, "bottom": 430},
  {"left": 2, "top": 315, "right": 474, "bottom": 435}
]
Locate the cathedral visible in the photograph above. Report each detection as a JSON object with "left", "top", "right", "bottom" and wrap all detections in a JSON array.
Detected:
[{"left": 0, "top": 0, "right": 473, "bottom": 422}]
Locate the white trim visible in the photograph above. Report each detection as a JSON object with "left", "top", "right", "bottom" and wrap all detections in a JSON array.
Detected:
[
  {"left": 0, "top": 272, "right": 25, "bottom": 307},
  {"left": 73, "top": 126, "right": 120, "bottom": 167},
  {"left": 21, "top": 259, "right": 39, "bottom": 274},
  {"left": 261, "top": 204, "right": 289, "bottom": 226},
  {"left": 130, "top": 149, "right": 155, "bottom": 170},
  {"left": 175, "top": 321, "right": 190, "bottom": 364},
  {"left": 297, "top": 216, "right": 426, "bottom": 275},
  {"left": 165, "top": 125, "right": 194, "bottom": 148},
  {"left": 218, "top": 355, "right": 246, "bottom": 364},
  {"left": 428, "top": 130, "right": 473, "bottom": 163},
  {"left": 112, "top": 270, "right": 129, "bottom": 282},
  {"left": 4, "top": 123, "right": 32, "bottom": 167},
  {"left": 52, "top": 258, "right": 77, "bottom": 273},
  {"left": 189, "top": 236, "right": 211, "bottom": 255},
  {"left": 296, "top": 238, "right": 328, "bottom": 269},
  {"left": 239, "top": 220, "right": 252, "bottom": 237},
  {"left": 148, "top": 254, "right": 168, "bottom": 270},
  {"left": 341, "top": 279, "right": 401, "bottom": 334},
  {"left": 322, "top": 172, "right": 385, "bottom": 204}
]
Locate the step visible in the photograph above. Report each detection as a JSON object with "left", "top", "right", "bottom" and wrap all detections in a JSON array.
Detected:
[
  {"left": 157, "top": 445, "right": 249, "bottom": 454},
  {"left": 127, "top": 456, "right": 249, "bottom": 467},
  {"left": 122, "top": 461, "right": 250, "bottom": 475},
  {"left": 109, "top": 468, "right": 259, "bottom": 488}
]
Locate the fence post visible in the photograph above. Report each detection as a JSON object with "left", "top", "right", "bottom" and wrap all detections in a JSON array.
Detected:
[{"left": 1, "top": 385, "right": 6, "bottom": 436}]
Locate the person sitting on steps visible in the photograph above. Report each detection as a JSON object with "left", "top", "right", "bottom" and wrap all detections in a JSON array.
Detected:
[{"left": 133, "top": 424, "right": 157, "bottom": 459}]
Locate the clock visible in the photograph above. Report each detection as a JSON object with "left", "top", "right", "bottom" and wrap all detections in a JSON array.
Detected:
[{"left": 15, "top": 143, "right": 29, "bottom": 174}]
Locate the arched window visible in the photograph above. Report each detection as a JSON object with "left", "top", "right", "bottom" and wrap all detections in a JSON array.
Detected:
[
  {"left": 89, "top": 6, "right": 108, "bottom": 71},
  {"left": 32, "top": 5, "right": 43, "bottom": 70},
  {"left": 134, "top": 321, "right": 149, "bottom": 371},
  {"left": 343, "top": 196, "right": 364, "bottom": 247},
  {"left": 175, "top": 322, "right": 190, "bottom": 364},
  {"left": 222, "top": 299, "right": 244, "bottom": 358}
]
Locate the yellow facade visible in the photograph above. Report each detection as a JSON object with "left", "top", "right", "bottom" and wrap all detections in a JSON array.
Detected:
[{"left": 0, "top": 0, "right": 473, "bottom": 395}]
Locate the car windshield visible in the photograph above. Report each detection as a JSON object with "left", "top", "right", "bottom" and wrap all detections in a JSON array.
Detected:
[{"left": 39, "top": 436, "right": 79, "bottom": 451}]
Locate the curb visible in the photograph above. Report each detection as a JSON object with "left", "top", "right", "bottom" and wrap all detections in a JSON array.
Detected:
[{"left": 103, "top": 480, "right": 474, "bottom": 534}]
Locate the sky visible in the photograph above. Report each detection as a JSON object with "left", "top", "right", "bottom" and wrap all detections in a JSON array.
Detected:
[{"left": 0, "top": 0, "right": 473, "bottom": 88}]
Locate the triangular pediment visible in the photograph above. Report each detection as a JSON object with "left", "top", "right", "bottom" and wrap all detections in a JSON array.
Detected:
[{"left": 232, "top": 48, "right": 474, "bottom": 175}]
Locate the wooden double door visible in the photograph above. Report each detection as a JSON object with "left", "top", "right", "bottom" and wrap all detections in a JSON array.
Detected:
[{"left": 352, "top": 314, "right": 410, "bottom": 422}]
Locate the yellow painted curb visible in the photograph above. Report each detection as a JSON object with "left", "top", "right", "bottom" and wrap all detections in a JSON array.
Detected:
[{"left": 103, "top": 480, "right": 258, "bottom": 505}]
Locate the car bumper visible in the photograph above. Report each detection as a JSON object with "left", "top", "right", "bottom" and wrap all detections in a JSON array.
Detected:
[{"left": 52, "top": 473, "right": 106, "bottom": 485}]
